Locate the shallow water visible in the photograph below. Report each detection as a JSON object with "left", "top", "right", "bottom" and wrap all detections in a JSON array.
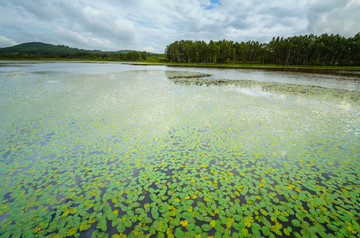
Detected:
[{"left": 0, "top": 61, "right": 359, "bottom": 237}]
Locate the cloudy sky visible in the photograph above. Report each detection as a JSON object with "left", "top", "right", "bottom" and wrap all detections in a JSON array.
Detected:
[{"left": 0, "top": 0, "right": 359, "bottom": 53}]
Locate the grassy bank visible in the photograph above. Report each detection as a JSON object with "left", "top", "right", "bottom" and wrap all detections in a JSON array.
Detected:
[
  {"left": 2, "top": 58, "right": 360, "bottom": 73},
  {"left": 158, "top": 62, "right": 360, "bottom": 71}
]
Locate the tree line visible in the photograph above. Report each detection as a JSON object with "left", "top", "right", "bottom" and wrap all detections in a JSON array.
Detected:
[
  {"left": 1, "top": 49, "right": 154, "bottom": 61},
  {"left": 0, "top": 42, "right": 165, "bottom": 62},
  {"left": 52, "top": 50, "right": 150, "bottom": 61},
  {"left": 165, "top": 33, "right": 360, "bottom": 66}
]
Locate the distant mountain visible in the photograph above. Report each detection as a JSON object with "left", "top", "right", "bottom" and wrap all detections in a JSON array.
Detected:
[
  {"left": 0, "top": 42, "right": 131, "bottom": 54},
  {"left": 0, "top": 42, "right": 164, "bottom": 61}
]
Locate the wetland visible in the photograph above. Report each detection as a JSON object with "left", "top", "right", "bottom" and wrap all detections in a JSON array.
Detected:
[{"left": 0, "top": 61, "right": 359, "bottom": 238}]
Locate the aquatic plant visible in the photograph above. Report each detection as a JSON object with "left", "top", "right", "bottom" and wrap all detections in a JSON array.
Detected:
[{"left": 0, "top": 67, "right": 359, "bottom": 237}]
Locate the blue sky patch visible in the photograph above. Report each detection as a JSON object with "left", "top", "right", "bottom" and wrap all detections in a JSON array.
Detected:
[
  {"left": 210, "top": 0, "right": 221, "bottom": 4},
  {"left": 204, "top": 0, "right": 222, "bottom": 10}
]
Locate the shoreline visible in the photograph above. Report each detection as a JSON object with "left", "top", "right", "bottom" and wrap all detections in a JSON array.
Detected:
[
  {"left": 1, "top": 59, "right": 360, "bottom": 77},
  {"left": 128, "top": 62, "right": 360, "bottom": 77}
]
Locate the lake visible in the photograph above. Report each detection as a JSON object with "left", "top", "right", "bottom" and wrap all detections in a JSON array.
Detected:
[{"left": 0, "top": 61, "right": 359, "bottom": 238}]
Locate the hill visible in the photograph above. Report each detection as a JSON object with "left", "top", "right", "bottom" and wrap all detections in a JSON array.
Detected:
[
  {"left": 0, "top": 42, "right": 163, "bottom": 61},
  {"left": 0, "top": 42, "right": 82, "bottom": 54}
]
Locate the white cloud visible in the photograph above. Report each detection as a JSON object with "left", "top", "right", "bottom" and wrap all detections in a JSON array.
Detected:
[
  {"left": 0, "top": 0, "right": 359, "bottom": 53},
  {"left": 0, "top": 35, "right": 18, "bottom": 47},
  {"left": 307, "top": 0, "right": 360, "bottom": 37}
]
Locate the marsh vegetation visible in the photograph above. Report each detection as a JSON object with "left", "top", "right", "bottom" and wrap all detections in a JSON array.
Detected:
[{"left": 0, "top": 62, "right": 359, "bottom": 237}]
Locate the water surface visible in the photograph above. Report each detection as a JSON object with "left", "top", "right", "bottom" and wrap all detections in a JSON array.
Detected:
[{"left": 0, "top": 61, "right": 359, "bottom": 237}]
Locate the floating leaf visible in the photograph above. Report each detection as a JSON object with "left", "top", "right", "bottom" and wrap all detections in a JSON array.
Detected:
[
  {"left": 66, "top": 227, "right": 77, "bottom": 236},
  {"left": 116, "top": 223, "right": 125, "bottom": 232},
  {"left": 194, "top": 226, "right": 202, "bottom": 234},
  {"left": 150, "top": 194, "right": 157, "bottom": 201},
  {"left": 180, "top": 220, "right": 188, "bottom": 227},
  {"left": 262, "top": 226, "right": 270, "bottom": 236},
  {"left": 284, "top": 227, "right": 291, "bottom": 236},
  {"left": 226, "top": 218, "right": 234, "bottom": 229},
  {"left": 327, "top": 224, "right": 338, "bottom": 231},
  {"left": 79, "top": 223, "right": 92, "bottom": 231},
  {"left": 174, "top": 227, "right": 185, "bottom": 238},
  {"left": 291, "top": 219, "right": 300, "bottom": 227},
  {"left": 252, "top": 223, "right": 261, "bottom": 231},
  {"left": 278, "top": 215, "right": 289, "bottom": 222},
  {"left": 260, "top": 209, "right": 268, "bottom": 216},
  {"left": 201, "top": 224, "right": 212, "bottom": 232},
  {"left": 33, "top": 226, "right": 41, "bottom": 234},
  {"left": 151, "top": 207, "right": 159, "bottom": 220},
  {"left": 242, "top": 216, "right": 254, "bottom": 228},
  {"left": 251, "top": 225, "right": 261, "bottom": 237},
  {"left": 233, "top": 215, "right": 242, "bottom": 221}
]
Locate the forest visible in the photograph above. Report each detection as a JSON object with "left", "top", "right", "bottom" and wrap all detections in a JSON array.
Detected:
[
  {"left": 0, "top": 42, "right": 165, "bottom": 62},
  {"left": 165, "top": 33, "right": 360, "bottom": 66}
]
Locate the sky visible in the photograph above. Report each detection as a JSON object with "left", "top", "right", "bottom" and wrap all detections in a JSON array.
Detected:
[{"left": 0, "top": 0, "right": 359, "bottom": 53}]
